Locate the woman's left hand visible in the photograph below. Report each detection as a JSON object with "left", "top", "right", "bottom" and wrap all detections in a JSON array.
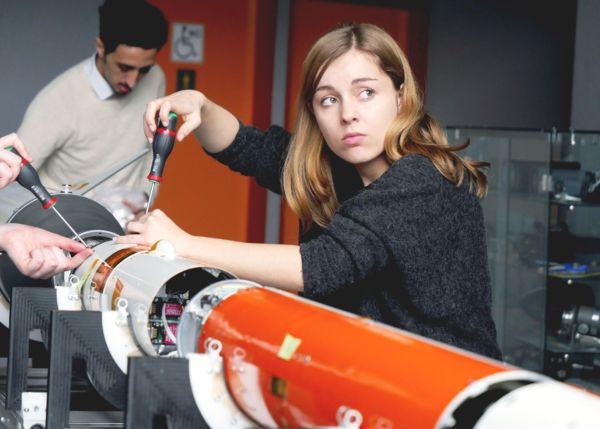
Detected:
[{"left": 115, "top": 209, "right": 192, "bottom": 254}]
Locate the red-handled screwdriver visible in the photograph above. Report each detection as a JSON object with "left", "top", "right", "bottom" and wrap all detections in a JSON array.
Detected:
[
  {"left": 6, "top": 147, "right": 87, "bottom": 246},
  {"left": 145, "top": 112, "right": 178, "bottom": 214}
]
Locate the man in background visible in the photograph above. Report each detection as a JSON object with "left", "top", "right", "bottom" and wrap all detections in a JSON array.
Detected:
[{"left": 17, "top": 0, "right": 168, "bottom": 220}]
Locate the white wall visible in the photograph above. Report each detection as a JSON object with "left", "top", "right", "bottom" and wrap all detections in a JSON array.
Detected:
[
  {"left": 425, "top": 0, "right": 577, "bottom": 129},
  {"left": 570, "top": 0, "right": 600, "bottom": 130},
  {"left": 0, "top": 0, "right": 103, "bottom": 135},
  {"left": 1, "top": 1, "right": 591, "bottom": 134}
]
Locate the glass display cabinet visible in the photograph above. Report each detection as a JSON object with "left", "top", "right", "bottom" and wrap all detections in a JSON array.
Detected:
[
  {"left": 545, "top": 131, "right": 600, "bottom": 390},
  {"left": 446, "top": 127, "right": 600, "bottom": 393}
]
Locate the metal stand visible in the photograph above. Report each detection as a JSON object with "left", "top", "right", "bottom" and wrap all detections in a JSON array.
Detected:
[
  {"left": 6, "top": 287, "right": 56, "bottom": 411},
  {"left": 126, "top": 357, "right": 208, "bottom": 429},
  {"left": 46, "top": 310, "right": 126, "bottom": 429}
]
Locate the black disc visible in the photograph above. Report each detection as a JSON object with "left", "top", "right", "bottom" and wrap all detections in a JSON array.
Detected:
[{"left": 0, "top": 193, "right": 124, "bottom": 301}]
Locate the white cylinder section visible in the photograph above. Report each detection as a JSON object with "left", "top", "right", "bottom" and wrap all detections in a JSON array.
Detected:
[
  {"left": 474, "top": 380, "right": 600, "bottom": 428},
  {"left": 70, "top": 240, "right": 234, "bottom": 357}
]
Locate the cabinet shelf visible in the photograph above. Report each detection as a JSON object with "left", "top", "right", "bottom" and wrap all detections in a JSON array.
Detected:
[
  {"left": 548, "top": 273, "right": 600, "bottom": 283},
  {"left": 551, "top": 198, "right": 600, "bottom": 207},
  {"left": 546, "top": 334, "right": 600, "bottom": 354}
]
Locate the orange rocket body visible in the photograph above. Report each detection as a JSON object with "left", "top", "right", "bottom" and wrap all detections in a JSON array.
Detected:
[{"left": 197, "top": 286, "right": 512, "bottom": 428}]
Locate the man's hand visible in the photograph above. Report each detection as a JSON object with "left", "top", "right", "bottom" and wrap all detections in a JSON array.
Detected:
[{"left": 0, "top": 224, "right": 92, "bottom": 278}]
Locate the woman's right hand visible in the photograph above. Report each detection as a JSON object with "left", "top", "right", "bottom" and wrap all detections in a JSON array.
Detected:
[
  {"left": 144, "top": 90, "right": 207, "bottom": 142},
  {"left": 115, "top": 209, "right": 194, "bottom": 258}
]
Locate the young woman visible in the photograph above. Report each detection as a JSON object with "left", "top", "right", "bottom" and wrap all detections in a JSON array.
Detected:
[{"left": 118, "top": 23, "right": 502, "bottom": 359}]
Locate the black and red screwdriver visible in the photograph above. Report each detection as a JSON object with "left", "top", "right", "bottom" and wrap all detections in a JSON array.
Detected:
[
  {"left": 145, "top": 112, "right": 178, "bottom": 214},
  {"left": 6, "top": 147, "right": 87, "bottom": 246}
]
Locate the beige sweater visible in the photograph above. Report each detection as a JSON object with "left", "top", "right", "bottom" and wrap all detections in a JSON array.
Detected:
[{"left": 18, "top": 59, "right": 165, "bottom": 198}]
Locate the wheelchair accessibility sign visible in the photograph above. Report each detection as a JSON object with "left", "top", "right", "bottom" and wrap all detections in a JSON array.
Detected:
[{"left": 171, "top": 23, "right": 204, "bottom": 64}]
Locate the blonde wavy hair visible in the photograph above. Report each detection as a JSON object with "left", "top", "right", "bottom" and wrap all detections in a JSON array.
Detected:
[{"left": 282, "top": 23, "right": 489, "bottom": 230}]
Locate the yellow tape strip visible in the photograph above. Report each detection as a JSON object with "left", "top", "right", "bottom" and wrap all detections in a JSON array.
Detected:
[{"left": 277, "top": 333, "right": 302, "bottom": 361}]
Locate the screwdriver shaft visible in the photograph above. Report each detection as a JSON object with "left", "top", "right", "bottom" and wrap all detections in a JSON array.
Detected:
[
  {"left": 145, "top": 182, "right": 157, "bottom": 215},
  {"left": 51, "top": 206, "right": 87, "bottom": 246}
]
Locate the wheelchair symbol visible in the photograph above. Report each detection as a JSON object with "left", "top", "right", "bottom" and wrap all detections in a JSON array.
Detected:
[{"left": 174, "top": 25, "right": 200, "bottom": 60}]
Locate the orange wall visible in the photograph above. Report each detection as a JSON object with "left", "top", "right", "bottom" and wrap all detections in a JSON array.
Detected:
[
  {"left": 147, "top": 0, "right": 275, "bottom": 241},
  {"left": 280, "top": 0, "right": 420, "bottom": 245}
]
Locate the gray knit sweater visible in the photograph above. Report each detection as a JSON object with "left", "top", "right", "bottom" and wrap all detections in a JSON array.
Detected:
[{"left": 210, "top": 124, "right": 501, "bottom": 360}]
